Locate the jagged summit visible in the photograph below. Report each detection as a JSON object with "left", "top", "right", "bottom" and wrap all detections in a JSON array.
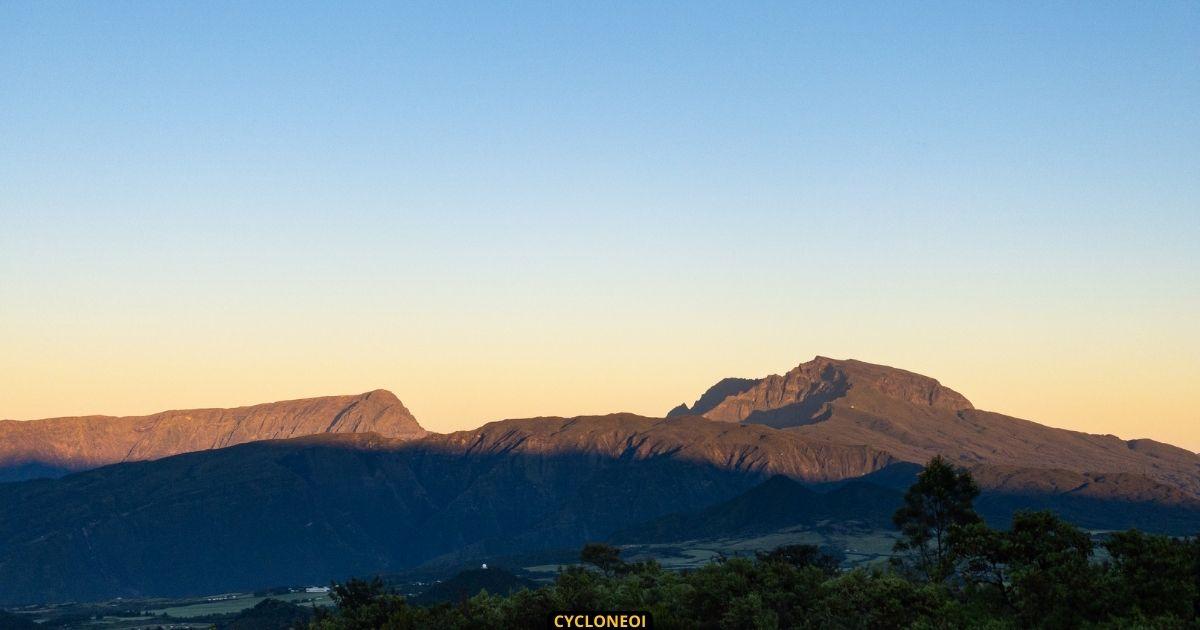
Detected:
[
  {"left": 667, "top": 377, "right": 760, "bottom": 418},
  {"left": 668, "top": 356, "right": 972, "bottom": 426},
  {"left": 0, "top": 389, "right": 426, "bottom": 481}
]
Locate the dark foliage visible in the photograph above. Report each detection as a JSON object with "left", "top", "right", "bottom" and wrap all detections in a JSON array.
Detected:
[
  {"left": 754, "top": 544, "right": 841, "bottom": 576},
  {"left": 312, "top": 578, "right": 412, "bottom": 630},
  {"left": 409, "top": 568, "right": 536, "bottom": 606},
  {"left": 310, "top": 457, "right": 1200, "bottom": 629},
  {"left": 892, "top": 455, "right": 981, "bottom": 582},
  {"left": 223, "top": 598, "right": 315, "bottom": 630},
  {"left": 0, "top": 609, "right": 39, "bottom": 629},
  {"left": 1104, "top": 529, "right": 1199, "bottom": 620},
  {"left": 580, "top": 543, "right": 626, "bottom": 576}
]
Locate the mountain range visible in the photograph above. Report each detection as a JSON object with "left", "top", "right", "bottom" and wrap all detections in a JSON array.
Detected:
[{"left": 0, "top": 357, "right": 1197, "bottom": 605}]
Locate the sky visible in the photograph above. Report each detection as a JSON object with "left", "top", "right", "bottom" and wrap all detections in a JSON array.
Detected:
[{"left": 1, "top": 2, "right": 1198, "bottom": 449}]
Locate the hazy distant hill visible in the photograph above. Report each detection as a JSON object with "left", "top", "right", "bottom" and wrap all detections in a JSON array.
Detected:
[{"left": 0, "top": 390, "right": 426, "bottom": 481}]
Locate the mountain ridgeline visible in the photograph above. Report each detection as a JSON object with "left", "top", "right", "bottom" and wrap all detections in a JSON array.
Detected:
[
  {"left": 0, "top": 415, "right": 907, "bottom": 604},
  {"left": 0, "top": 390, "right": 426, "bottom": 482},
  {"left": 0, "top": 357, "right": 1198, "bottom": 605}
]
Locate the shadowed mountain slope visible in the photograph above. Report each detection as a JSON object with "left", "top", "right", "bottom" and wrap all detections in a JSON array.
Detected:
[
  {"left": 619, "top": 469, "right": 1200, "bottom": 548},
  {"left": 613, "top": 475, "right": 901, "bottom": 543},
  {"left": 0, "top": 414, "right": 895, "bottom": 604},
  {"left": 968, "top": 465, "right": 1200, "bottom": 532},
  {"left": 0, "top": 390, "right": 426, "bottom": 482},
  {"left": 670, "top": 357, "right": 1200, "bottom": 499},
  {"left": 1, "top": 410, "right": 1198, "bottom": 605}
]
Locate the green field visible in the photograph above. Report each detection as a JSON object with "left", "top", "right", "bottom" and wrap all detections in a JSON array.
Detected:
[
  {"left": 522, "top": 524, "right": 899, "bottom": 579},
  {"left": 146, "top": 590, "right": 332, "bottom": 618},
  {"left": 5, "top": 590, "right": 333, "bottom": 629}
]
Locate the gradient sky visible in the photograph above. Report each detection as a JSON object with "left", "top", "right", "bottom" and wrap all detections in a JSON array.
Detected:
[{"left": 2, "top": 2, "right": 1198, "bottom": 449}]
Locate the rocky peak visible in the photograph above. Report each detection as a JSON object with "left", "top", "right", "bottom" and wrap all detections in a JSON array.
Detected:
[
  {"left": 818, "top": 357, "right": 973, "bottom": 411},
  {"left": 666, "top": 377, "right": 759, "bottom": 418},
  {"left": 671, "top": 356, "right": 973, "bottom": 427}
]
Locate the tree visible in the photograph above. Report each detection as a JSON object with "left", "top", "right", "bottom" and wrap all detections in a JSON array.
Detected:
[
  {"left": 1104, "top": 530, "right": 1198, "bottom": 621},
  {"left": 950, "top": 521, "right": 1013, "bottom": 607},
  {"left": 892, "top": 455, "right": 981, "bottom": 582},
  {"left": 720, "top": 593, "right": 778, "bottom": 630},
  {"left": 1003, "top": 510, "right": 1098, "bottom": 627},
  {"left": 580, "top": 542, "right": 626, "bottom": 577},
  {"left": 312, "top": 577, "right": 415, "bottom": 630},
  {"left": 754, "top": 544, "right": 841, "bottom": 576},
  {"left": 814, "top": 569, "right": 955, "bottom": 629},
  {"left": 226, "top": 598, "right": 314, "bottom": 630},
  {"left": 329, "top": 577, "right": 389, "bottom": 612}
]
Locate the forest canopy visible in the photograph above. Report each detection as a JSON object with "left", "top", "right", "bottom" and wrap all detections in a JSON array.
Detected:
[{"left": 309, "top": 457, "right": 1200, "bottom": 629}]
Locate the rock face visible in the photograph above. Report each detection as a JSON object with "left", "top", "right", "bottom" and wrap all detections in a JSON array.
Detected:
[
  {"left": 667, "top": 377, "right": 760, "bottom": 418},
  {"left": 0, "top": 389, "right": 426, "bottom": 481},
  {"left": 426, "top": 413, "right": 897, "bottom": 482},
  {"left": 670, "top": 356, "right": 971, "bottom": 426},
  {"left": 670, "top": 357, "right": 1200, "bottom": 500}
]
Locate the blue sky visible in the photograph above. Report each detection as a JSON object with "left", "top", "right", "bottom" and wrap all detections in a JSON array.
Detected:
[{"left": 2, "top": 2, "right": 1198, "bottom": 447}]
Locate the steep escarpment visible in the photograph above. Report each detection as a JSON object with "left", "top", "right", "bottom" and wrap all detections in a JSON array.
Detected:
[{"left": 0, "top": 390, "right": 426, "bottom": 481}]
